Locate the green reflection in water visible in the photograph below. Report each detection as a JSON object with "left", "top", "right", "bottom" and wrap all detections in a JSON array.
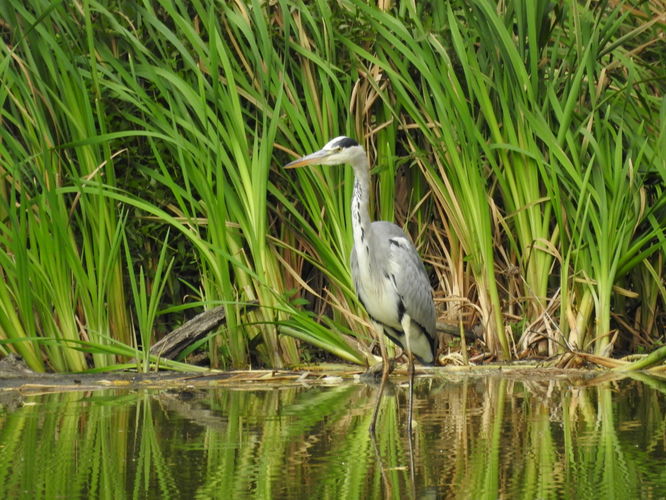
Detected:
[{"left": 0, "top": 374, "right": 665, "bottom": 499}]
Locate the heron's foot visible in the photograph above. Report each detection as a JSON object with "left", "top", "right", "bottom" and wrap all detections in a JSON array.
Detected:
[{"left": 360, "top": 359, "right": 395, "bottom": 382}]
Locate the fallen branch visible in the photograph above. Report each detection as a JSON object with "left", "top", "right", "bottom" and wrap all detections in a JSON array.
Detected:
[{"left": 150, "top": 302, "right": 259, "bottom": 360}]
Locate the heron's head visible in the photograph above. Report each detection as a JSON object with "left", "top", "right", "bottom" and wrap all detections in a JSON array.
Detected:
[{"left": 285, "top": 136, "right": 365, "bottom": 169}]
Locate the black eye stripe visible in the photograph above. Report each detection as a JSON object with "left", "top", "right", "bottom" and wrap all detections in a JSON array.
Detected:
[{"left": 332, "top": 137, "right": 359, "bottom": 149}]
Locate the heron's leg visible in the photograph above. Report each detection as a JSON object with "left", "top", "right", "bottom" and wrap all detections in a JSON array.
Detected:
[
  {"left": 401, "top": 314, "right": 415, "bottom": 435},
  {"left": 369, "top": 321, "right": 389, "bottom": 435},
  {"left": 406, "top": 356, "right": 417, "bottom": 498},
  {"left": 370, "top": 427, "right": 393, "bottom": 497}
]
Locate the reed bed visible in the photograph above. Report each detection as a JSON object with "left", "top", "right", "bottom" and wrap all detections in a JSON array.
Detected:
[{"left": 0, "top": 0, "right": 664, "bottom": 371}]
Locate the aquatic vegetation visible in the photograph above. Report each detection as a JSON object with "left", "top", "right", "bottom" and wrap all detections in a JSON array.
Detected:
[{"left": 0, "top": 0, "right": 664, "bottom": 370}]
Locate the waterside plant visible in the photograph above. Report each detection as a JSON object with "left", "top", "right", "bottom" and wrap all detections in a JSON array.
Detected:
[{"left": 0, "top": 0, "right": 664, "bottom": 371}]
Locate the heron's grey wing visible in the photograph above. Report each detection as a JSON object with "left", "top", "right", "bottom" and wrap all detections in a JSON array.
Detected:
[{"left": 374, "top": 222, "right": 436, "bottom": 336}]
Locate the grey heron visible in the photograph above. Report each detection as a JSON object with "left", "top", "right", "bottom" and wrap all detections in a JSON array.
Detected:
[{"left": 285, "top": 136, "right": 438, "bottom": 432}]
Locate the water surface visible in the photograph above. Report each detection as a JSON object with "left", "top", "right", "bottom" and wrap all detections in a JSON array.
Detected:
[{"left": 1, "top": 371, "right": 665, "bottom": 499}]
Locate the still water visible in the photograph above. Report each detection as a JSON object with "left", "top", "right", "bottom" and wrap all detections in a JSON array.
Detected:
[{"left": 1, "top": 370, "right": 665, "bottom": 499}]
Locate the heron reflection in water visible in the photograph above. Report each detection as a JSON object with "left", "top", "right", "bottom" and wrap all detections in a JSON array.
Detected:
[{"left": 285, "top": 136, "right": 438, "bottom": 433}]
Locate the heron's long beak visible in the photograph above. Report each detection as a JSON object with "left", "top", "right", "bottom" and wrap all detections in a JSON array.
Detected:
[{"left": 284, "top": 149, "right": 331, "bottom": 169}]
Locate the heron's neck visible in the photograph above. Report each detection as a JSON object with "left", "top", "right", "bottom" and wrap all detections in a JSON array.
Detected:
[{"left": 351, "top": 155, "right": 372, "bottom": 259}]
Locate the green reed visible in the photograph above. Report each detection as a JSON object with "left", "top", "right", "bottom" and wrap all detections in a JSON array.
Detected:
[{"left": 0, "top": 0, "right": 663, "bottom": 370}]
